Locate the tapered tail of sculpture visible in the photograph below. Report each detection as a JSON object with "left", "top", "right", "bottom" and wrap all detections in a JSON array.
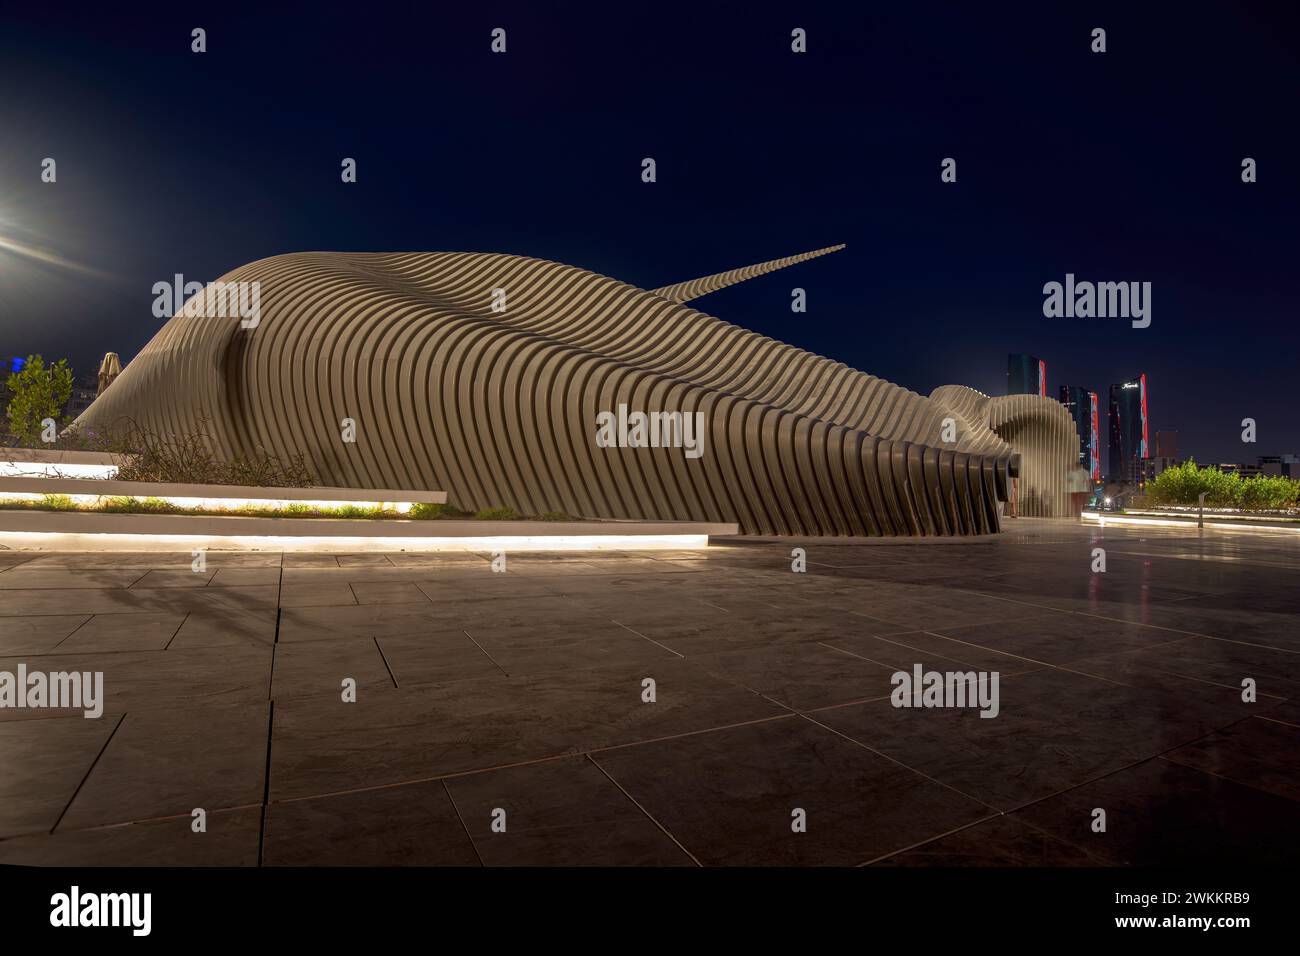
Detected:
[{"left": 650, "top": 244, "right": 846, "bottom": 303}]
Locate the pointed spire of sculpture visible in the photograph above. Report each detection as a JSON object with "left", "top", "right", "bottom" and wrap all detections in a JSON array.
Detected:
[{"left": 649, "top": 244, "right": 845, "bottom": 304}]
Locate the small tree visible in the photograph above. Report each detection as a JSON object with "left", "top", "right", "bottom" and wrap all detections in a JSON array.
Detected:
[
  {"left": 1148, "top": 459, "right": 1300, "bottom": 510},
  {"left": 4, "top": 355, "right": 73, "bottom": 445}
]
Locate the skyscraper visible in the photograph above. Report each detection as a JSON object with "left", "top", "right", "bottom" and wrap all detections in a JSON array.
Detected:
[
  {"left": 1008, "top": 353, "right": 1046, "bottom": 397},
  {"left": 1155, "top": 430, "right": 1178, "bottom": 459},
  {"left": 1108, "top": 374, "right": 1149, "bottom": 484},
  {"left": 1059, "top": 385, "right": 1101, "bottom": 480}
]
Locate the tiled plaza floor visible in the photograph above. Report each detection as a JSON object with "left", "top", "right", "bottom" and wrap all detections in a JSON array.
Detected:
[{"left": 1, "top": 518, "right": 1298, "bottom": 866}]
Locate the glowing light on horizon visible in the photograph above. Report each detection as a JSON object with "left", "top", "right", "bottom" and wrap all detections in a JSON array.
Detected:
[{"left": 0, "top": 233, "right": 115, "bottom": 280}]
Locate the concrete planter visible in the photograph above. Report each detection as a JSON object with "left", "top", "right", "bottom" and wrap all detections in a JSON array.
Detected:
[
  {"left": 0, "top": 508, "right": 736, "bottom": 551},
  {"left": 0, "top": 474, "right": 446, "bottom": 508},
  {"left": 0, "top": 447, "right": 124, "bottom": 478}
]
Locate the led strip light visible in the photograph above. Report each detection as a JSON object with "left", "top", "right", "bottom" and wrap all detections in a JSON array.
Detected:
[{"left": 0, "top": 530, "right": 711, "bottom": 552}]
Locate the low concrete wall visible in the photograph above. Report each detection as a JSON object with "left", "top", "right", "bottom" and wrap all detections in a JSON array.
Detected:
[
  {"left": 0, "top": 510, "right": 737, "bottom": 551},
  {"left": 0, "top": 447, "right": 123, "bottom": 477},
  {"left": 0, "top": 475, "right": 447, "bottom": 505},
  {"left": 0, "top": 448, "right": 122, "bottom": 464},
  {"left": 1082, "top": 509, "right": 1300, "bottom": 534},
  {"left": 1126, "top": 504, "right": 1300, "bottom": 521}
]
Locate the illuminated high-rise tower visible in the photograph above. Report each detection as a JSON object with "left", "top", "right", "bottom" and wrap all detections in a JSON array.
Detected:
[
  {"left": 1060, "top": 385, "right": 1100, "bottom": 481},
  {"left": 1108, "top": 374, "right": 1149, "bottom": 483},
  {"left": 1008, "top": 353, "right": 1046, "bottom": 397}
]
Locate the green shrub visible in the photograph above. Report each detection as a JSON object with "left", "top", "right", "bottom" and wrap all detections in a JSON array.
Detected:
[
  {"left": 1147, "top": 460, "right": 1300, "bottom": 509},
  {"left": 96, "top": 495, "right": 169, "bottom": 513},
  {"left": 1239, "top": 475, "right": 1300, "bottom": 510},
  {"left": 474, "top": 506, "right": 520, "bottom": 521},
  {"left": 328, "top": 504, "right": 388, "bottom": 519},
  {"left": 408, "top": 501, "right": 471, "bottom": 520},
  {"left": 98, "top": 495, "right": 181, "bottom": 514},
  {"left": 2, "top": 493, "right": 584, "bottom": 522},
  {"left": 98, "top": 496, "right": 141, "bottom": 512},
  {"left": 4, "top": 354, "right": 73, "bottom": 445},
  {"left": 1146, "top": 460, "right": 1234, "bottom": 506}
]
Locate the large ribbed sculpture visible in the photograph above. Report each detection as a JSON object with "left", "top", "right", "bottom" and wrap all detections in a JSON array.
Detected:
[
  {"left": 930, "top": 385, "right": 1089, "bottom": 518},
  {"left": 74, "top": 247, "right": 1026, "bottom": 536}
]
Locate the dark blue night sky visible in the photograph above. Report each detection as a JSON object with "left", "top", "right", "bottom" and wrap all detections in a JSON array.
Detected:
[{"left": 2, "top": 1, "right": 1296, "bottom": 465}]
